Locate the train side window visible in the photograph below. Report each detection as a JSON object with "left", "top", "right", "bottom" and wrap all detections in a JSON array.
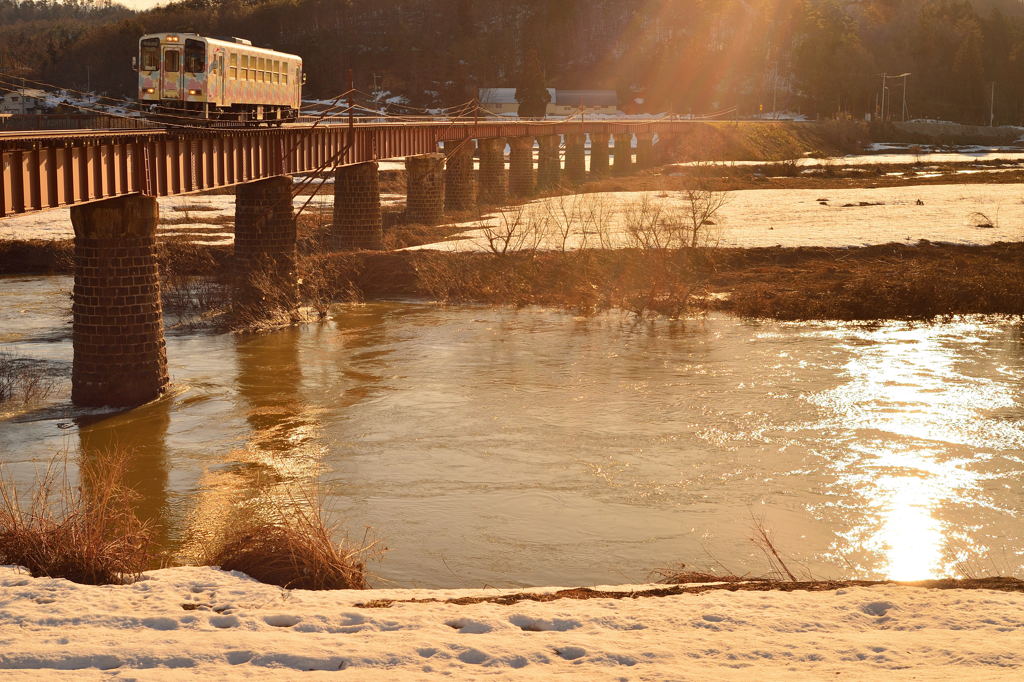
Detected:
[
  {"left": 165, "top": 49, "right": 180, "bottom": 73},
  {"left": 184, "top": 39, "right": 205, "bottom": 73},
  {"left": 282, "top": 65, "right": 288, "bottom": 85},
  {"left": 273, "top": 61, "right": 280, "bottom": 84},
  {"left": 241, "top": 55, "right": 249, "bottom": 80},
  {"left": 229, "top": 53, "right": 238, "bottom": 80},
  {"left": 141, "top": 38, "right": 160, "bottom": 71}
]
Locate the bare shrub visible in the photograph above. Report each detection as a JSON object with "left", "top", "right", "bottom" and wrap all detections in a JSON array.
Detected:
[
  {"left": 475, "top": 205, "right": 546, "bottom": 255},
  {"left": 969, "top": 210, "right": 998, "bottom": 229},
  {"left": 623, "top": 187, "right": 728, "bottom": 252},
  {"left": 679, "top": 186, "right": 729, "bottom": 248},
  {"left": 750, "top": 514, "right": 798, "bottom": 582},
  {"left": 0, "top": 452, "right": 154, "bottom": 585},
  {"left": 208, "top": 493, "right": 375, "bottom": 590},
  {"left": 298, "top": 252, "right": 364, "bottom": 320},
  {"left": 0, "top": 353, "right": 57, "bottom": 405},
  {"left": 158, "top": 239, "right": 231, "bottom": 326}
]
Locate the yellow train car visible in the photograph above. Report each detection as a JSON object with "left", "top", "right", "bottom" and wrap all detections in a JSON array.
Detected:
[{"left": 137, "top": 33, "right": 303, "bottom": 125}]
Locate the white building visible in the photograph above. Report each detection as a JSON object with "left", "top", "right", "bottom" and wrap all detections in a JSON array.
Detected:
[{"left": 0, "top": 88, "right": 49, "bottom": 115}]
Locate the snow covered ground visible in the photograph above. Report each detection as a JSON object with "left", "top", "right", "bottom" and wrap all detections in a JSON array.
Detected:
[
  {"left": 0, "top": 190, "right": 404, "bottom": 244},
  {"left": 408, "top": 184, "right": 1024, "bottom": 252},
  {"left": 0, "top": 566, "right": 1020, "bottom": 679},
  {"left": 677, "top": 145, "right": 1024, "bottom": 169}
]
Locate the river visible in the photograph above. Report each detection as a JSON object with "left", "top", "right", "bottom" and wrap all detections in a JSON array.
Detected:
[{"left": 1, "top": 275, "right": 1022, "bottom": 588}]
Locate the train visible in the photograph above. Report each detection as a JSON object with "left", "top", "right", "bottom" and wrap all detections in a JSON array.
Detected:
[{"left": 136, "top": 33, "right": 303, "bottom": 126}]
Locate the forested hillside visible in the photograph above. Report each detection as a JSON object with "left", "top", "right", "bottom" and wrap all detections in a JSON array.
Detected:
[{"left": 3, "top": 0, "right": 1024, "bottom": 124}]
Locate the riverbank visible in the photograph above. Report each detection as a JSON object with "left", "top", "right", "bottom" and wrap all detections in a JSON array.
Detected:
[
  {"left": 5, "top": 239, "right": 1023, "bottom": 321},
  {"left": 1, "top": 565, "right": 1021, "bottom": 678}
]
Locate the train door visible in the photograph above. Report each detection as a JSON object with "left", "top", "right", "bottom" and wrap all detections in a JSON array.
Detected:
[
  {"left": 161, "top": 46, "right": 183, "bottom": 100},
  {"left": 218, "top": 55, "right": 226, "bottom": 107}
]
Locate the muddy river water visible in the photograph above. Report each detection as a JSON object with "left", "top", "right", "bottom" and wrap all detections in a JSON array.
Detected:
[{"left": 1, "top": 275, "right": 1022, "bottom": 588}]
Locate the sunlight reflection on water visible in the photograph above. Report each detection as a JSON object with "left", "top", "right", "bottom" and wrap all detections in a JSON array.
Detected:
[{"left": 808, "top": 322, "right": 1019, "bottom": 581}]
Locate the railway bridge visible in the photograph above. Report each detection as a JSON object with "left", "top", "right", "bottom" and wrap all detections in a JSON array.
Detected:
[{"left": 0, "top": 120, "right": 687, "bottom": 407}]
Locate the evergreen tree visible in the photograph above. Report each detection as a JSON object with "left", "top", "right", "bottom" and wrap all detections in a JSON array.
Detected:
[{"left": 515, "top": 51, "right": 550, "bottom": 118}]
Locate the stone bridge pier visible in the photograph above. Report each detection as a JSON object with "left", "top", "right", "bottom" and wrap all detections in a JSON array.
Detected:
[
  {"left": 590, "top": 133, "right": 611, "bottom": 179},
  {"left": 234, "top": 176, "right": 298, "bottom": 318},
  {"left": 564, "top": 134, "right": 587, "bottom": 185},
  {"left": 508, "top": 137, "right": 536, "bottom": 198},
  {"left": 636, "top": 133, "right": 655, "bottom": 170},
  {"left": 477, "top": 137, "right": 507, "bottom": 205},
  {"left": 613, "top": 133, "right": 634, "bottom": 175},
  {"left": 444, "top": 139, "right": 476, "bottom": 212},
  {"left": 71, "top": 195, "right": 167, "bottom": 407},
  {"left": 405, "top": 153, "right": 445, "bottom": 225},
  {"left": 536, "top": 135, "right": 561, "bottom": 192},
  {"left": 332, "top": 162, "right": 383, "bottom": 250}
]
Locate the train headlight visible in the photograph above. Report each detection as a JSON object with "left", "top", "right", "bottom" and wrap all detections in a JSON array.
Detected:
[
  {"left": 144, "top": 88, "right": 155, "bottom": 94},
  {"left": 166, "top": 35, "right": 179, "bottom": 42},
  {"left": 188, "top": 89, "right": 201, "bottom": 95}
]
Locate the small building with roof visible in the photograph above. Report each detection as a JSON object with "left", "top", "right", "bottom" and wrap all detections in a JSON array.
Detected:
[
  {"left": 0, "top": 88, "right": 50, "bottom": 115},
  {"left": 478, "top": 88, "right": 618, "bottom": 116},
  {"left": 550, "top": 90, "right": 619, "bottom": 116}
]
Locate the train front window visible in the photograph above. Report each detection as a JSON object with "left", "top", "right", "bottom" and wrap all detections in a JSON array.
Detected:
[
  {"left": 164, "top": 49, "right": 180, "bottom": 73},
  {"left": 184, "top": 39, "right": 205, "bottom": 73},
  {"left": 140, "top": 39, "right": 160, "bottom": 71}
]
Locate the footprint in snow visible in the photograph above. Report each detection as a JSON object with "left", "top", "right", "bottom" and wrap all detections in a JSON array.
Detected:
[
  {"left": 509, "top": 615, "right": 581, "bottom": 632},
  {"left": 458, "top": 648, "right": 489, "bottom": 665},
  {"left": 861, "top": 601, "right": 896, "bottom": 617},
  {"left": 555, "top": 646, "right": 587, "bottom": 661},
  {"left": 445, "top": 618, "right": 493, "bottom": 634},
  {"left": 264, "top": 614, "right": 302, "bottom": 628},
  {"left": 141, "top": 617, "right": 179, "bottom": 631},
  {"left": 210, "top": 614, "right": 241, "bottom": 629}
]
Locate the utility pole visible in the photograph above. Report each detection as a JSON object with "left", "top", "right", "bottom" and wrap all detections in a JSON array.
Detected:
[
  {"left": 990, "top": 81, "right": 996, "bottom": 127},
  {"left": 880, "top": 73, "right": 888, "bottom": 122},
  {"left": 892, "top": 73, "right": 911, "bottom": 122}
]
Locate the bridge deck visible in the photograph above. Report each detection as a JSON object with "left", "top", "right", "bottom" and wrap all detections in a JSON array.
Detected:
[{"left": 0, "top": 120, "right": 693, "bottom": 218}]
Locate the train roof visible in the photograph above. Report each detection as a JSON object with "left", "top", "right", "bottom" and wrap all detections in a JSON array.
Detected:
[{"left": 139, "top": 33, "right": 301, "bottom": 62}]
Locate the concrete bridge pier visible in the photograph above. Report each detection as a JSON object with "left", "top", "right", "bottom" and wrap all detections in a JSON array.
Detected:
[
  {"left": 234, "top": 176, "right": 298, "bottom": 317},
  {"left": 444, "top": 139, "right": 476, "bottom": 212},
  {"left": 405, "top": 154, "right": 446, "bottom": 225},
  {"left": 589, "top": 133, "right": 611, "bottom": 179},
  {"left": 508, "top": 137, "right": 536, "bottom": 198},
  {"left": 636, "top": 133, "right": 655, "bottom": 170},
  {"left": 564, "top": 134, "right": 587, "bottom": 185},
  {"left": 332, "top": 162, "right": 383, "bottom": 250},
  {"left": 613, "top": 133, "right": 634, "bottom": 175},
  {"left": 477, "top": 137, "right": 507, "bottom": 205},
  {"left": 71, "top": 195, "right": 168, "bottom": 407},
  {"left": 536, "top": 135, "right": 562, "bottom": 192}
]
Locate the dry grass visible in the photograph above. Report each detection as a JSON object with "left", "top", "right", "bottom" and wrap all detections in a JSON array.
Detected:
[
  {"left": 719, "top": 245, "right": 1024, "bottom": 321},
  {"left": 413, "top": 249, "right": 701, "bottom": 318},
  {"left": 0, "top": 452, "right": 154, "bottom": 585},
  {"left": 0, "top": 238, "right": 73, "bottom": 274},
  {"left": 207, "top": 495, "right": 374, "bottom": 590}
]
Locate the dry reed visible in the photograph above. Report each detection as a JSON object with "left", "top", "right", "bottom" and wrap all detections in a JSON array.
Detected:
[
  {"left": 0, "top": 452, "right": 154, "bottom": 585},
  {"left": 208, "top": 495, "right": 374, "bottom": 590}
]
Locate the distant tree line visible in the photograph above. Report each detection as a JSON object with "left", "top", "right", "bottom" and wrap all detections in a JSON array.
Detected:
[{"left": 3, "top": 0, "right": 1024, "bottom": 124}]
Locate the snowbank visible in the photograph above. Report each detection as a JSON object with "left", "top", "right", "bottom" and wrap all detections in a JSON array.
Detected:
[
  {"left": 408, "top": 184, "right": 1024, "bottom": 252},
  {"left": 676, "top": 146, "right": 1024, "bottom": 168},
  {"left": 0, "top": 566, "right": 1020, "bottom": 678}
]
